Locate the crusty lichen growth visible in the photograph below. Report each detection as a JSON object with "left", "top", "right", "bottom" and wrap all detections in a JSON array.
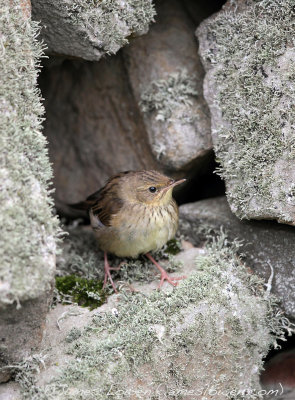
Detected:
[
  {"left": 17, "top": 234, "right": 294, "bottom": 399},
  {"left": 198, "top": 0, "right": 295, "bottom": 223},
  {"left": 139, "top": 71, "right": 198, "bottom": 122},
  {"left": 67, "top": 0, "right": 156, "bottom": 55},
  {"left": 0, "top": 1, "right": 60, "bottom": 307}
]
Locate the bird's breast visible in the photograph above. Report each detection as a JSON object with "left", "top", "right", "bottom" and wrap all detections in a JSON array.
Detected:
[{"left": 92, "top": 201, "right": 179, "bottom": 258}]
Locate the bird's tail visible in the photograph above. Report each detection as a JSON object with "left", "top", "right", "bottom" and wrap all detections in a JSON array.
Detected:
[{"left": 68, "top": 200, "right": 94, "bottom": 211}]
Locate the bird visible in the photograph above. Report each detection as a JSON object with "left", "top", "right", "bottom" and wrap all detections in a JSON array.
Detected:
[{"left": 71, "top": 170, "right": 186, "bottom": 293}]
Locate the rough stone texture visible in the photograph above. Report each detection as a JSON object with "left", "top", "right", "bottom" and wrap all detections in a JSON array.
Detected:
[
  {"left": 197, "top": 0, "right": 295, "bottom": 225},
  {"left": 0, "top": 245, "right": 290, "bottom": 399},
  {"left": 0, "top": 0, "right": 59, "bottom": 381},
  {"left": 31, "top": 0, "right": 156, "bottom": 61},
  {"left": 123, "top": 0, "right": 212, "bottom": 170},
  {"left": 39, "top": 56, "right": 161, "bottom": 214},
  {"left": 261, "top": 349, "right": 295, "bottom": 391},
  {"left": 0, "top": 290, "right": 53, "bottom": 383},
  {"left": 179, "top": 197, "right": 295, "bottom": 319}
]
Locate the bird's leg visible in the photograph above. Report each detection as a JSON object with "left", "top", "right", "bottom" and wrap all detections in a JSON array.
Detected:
[
  {"left": 145, "top": 253, "right": 186, "bottom": 289},
  {"left": 103, "top": 252, "right": 118, "bottom": 293}
]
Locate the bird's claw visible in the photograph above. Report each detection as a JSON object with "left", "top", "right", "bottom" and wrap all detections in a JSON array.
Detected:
[{"left": 158, "top": 272, "right": 186, "bottom": 288}]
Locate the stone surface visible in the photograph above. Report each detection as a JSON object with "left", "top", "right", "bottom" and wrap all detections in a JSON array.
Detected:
[
  {"left": 261, "top": 349, "right": 295, "bottom": 399},
  {"left": 0, "top": 245, "right": 289, "bottom": 399},
  {"left": 0, "top": 0, "right": 59, "bottom": 381},
  {"left": 179, "top": 197, "right": 295, "bottom": 319},
  {"left": 0, "top": 291, "right": 53, "bottom": 384},
  {"left": 261, "top": 349, "right": 295, "bottom": 389},
  {"left": 39, "top": 56, "right": 161, "bottom": 215},
  {"left": 197, "top": 0, "right": 295, "bottom": 225},
  {"left": 123, "top": 0, "right": 212, "bottom": 170},
  {"left": 31, "top": 0, "right": 155, "bottom": 61}
]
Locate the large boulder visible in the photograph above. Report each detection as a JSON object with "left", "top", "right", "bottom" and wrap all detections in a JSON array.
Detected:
[
  {"left": 0, "top": 243, "right": 290, "bottom": 399},
  {"left": 0, "top": 0, "right": 59, "bottom": 381},
  {"left": 39, "top": 56, "right": 161, "bottom": 214},
  {"left": 31, "top": 0, "right": 156, "bottom": 60},
  {"left": 197, "top": 0, "right": 295, "bottom": 225},
  {"left": 123, "top": 0, "right": 212, "bottom": 170},
  {"left": 180, "top": 197, "right": 295, "bottom": 320}
]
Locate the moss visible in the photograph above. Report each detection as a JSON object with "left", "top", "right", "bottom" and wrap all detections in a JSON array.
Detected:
[
  {"left": 0, "top": 1, "right": 60, "bottom": 307},
  {"left": 198, "top": 0, "right": 295, "bottom": 223},
  {"left": 163, "top": 238, "right": 182, "bottom": 256},
  {"left": 55, "top": 275, "right": 106, "bottom": 309},
  {"left": 139, "top": 71, "right": 198, "bottom": 122},
  {"left": 17, "top": 232, "right": 294, "bottom": 399},
  {"left": 67, "top": 0, "right": 156, "bottom": 55}
]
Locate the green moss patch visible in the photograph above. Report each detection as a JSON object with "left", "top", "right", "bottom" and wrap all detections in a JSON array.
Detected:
[{"left": 55, "top": 275, "right": 107, "bottom": 310}]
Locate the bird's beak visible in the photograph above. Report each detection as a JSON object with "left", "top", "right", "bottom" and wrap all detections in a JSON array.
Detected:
[{"left": 163, "top": 178, "right": 186, "bottom": 192}]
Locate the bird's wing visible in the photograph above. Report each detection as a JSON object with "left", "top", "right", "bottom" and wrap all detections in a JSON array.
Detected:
[
  {"left": 70, "top": 171, "right": 131, "bottom": 225},
  {"left": 90, "top": 189, "right": 124, "bottom": 227}
]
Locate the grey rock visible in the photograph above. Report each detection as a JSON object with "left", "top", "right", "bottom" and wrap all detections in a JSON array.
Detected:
[
  {"left": 179, "top": 197, "right": 295, "bottom": 319},
  {"left": 123, "top": 0, "right": 212, "bottom": 170},
  {"left": 0, "top": 246, "right": 288, "bottom": 399},
  {"left": 31, "top": 0, "right": 155, "bottom": 60},
  {"left": 39, "top": 56, "right": 161, "bottom": 214},
  {"left": 197, "top": 0, "right": 295, "bottom": 225},
  {"left": 0, "top": 290, "right": 53, "bottom": 383},
  {"left": 0, "top": 0, "right": 59, "bottom": 381},
  {"left": 0, "top": 382, "right": 21, "bottom": 400}
]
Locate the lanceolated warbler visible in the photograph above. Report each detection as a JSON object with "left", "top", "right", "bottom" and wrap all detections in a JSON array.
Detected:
[{"left": 72, "top": 170, "right": 186, "bottom": 293}]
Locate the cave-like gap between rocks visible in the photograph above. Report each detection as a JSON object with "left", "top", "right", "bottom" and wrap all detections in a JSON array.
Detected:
[{"left": 37, "top": 0, "right": 294, "bottom": 394}]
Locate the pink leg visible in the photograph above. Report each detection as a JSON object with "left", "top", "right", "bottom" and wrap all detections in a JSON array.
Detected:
[
  {"left": 145, "top": 253, "right": 186, "bottom": 289},
  {"left": 103, "top": 252, "right": 119, "bottom": 293}
]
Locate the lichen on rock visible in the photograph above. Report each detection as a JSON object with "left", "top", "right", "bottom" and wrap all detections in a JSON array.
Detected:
[
  {"left": 197, "top": 0, "right": 295, "bottom": 224},
  {"left": 13, "top": 234, "right": 294, "bottom": 399},
  {"left": 32, "top": 0, "right": 156, "bottom": 60},
  {"left": 0, "top": 0, "right": 60, "bottom": 308},
  {"left": 139, "top": 71, "right": 198, "bottom": 122}
]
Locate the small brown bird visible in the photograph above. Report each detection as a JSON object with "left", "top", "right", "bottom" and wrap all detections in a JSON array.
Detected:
[{"left": 72, "top": 170, "right": 186, "bottom": 293}]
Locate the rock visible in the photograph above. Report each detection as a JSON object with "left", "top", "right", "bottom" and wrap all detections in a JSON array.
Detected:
[
  {"left": 197, "top": 0, "right": 295, "bottom": 225},
  {"left": 0, "top": 292, "right": 53, "bottom": 383},
  {"left": 261, "top": 349, "right": 295, "bottom": 389},
  {"left": 179, "top": 197, "right": 295, "bottom": 319},
  {"left": 31, "top": 0, "right": 156, "bottom": 61},
  {"left": 39, "top": 56, "right": 161, "bottom": 214},
  {"left": 260, "top": 349, "right": 295, "bottom": 399},
  {"left": 0, "top": 0, "right": 59, "bottom": 381},
  {"left": 123, "top": 0, "right": 212, "bottom": 170},
  {"left": 0, "top": 244, "right": 291, "bottom": 398},
  {"left": 0, "top": 382, "right": 21, "bottom": 400}
]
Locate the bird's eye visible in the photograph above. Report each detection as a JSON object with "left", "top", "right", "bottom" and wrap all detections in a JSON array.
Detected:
[{"left": 149, "top": 186, "right": 157, "bottom": 193}]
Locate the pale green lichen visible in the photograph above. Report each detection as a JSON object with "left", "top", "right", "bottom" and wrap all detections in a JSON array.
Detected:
[
  {"left": 16, "top": 233, "right": 294, "bottom": 399},
  {"left": 0, "top": 1, "right": 60, "bottom": 307},
  {"left": 139, "top": 71, "right": 198, "bottom": 122},
  {"left": 67, "top": 0, "right": 156, "bottom": 55},
  {"left": 198, "top": 0, "right": 295, "bottom": 223}
]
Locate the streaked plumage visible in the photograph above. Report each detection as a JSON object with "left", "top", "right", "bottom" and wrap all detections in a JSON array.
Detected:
[{"left": 71, "top": 170, "right": 186, "bottom": 292}]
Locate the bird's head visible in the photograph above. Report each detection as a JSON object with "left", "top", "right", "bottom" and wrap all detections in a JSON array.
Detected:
[{"left": 117, "top": 170, "right": 186, "bottom": 206}]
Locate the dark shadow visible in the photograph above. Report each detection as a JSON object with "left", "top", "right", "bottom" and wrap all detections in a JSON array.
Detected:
[{"left": 174, "top": 151, "right": 225, "bottom": 205}]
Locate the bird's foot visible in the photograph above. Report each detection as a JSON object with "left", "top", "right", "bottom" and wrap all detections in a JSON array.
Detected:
[
  {"left": 103, "top": 252, "right": 119, "bottom": 293},
  {"left": 158, "top": 270, "right": 186, "bottom": 288},
  {"left": 145, "top": 252, "right": 186, "bottom": 289}
]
